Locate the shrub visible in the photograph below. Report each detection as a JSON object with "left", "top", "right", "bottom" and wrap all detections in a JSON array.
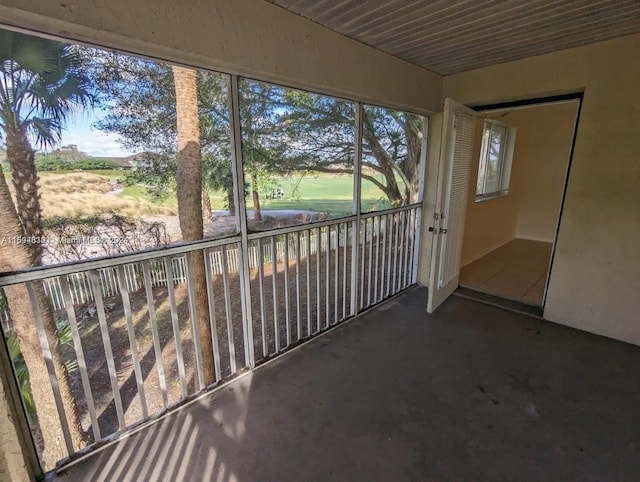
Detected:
[{"left": 36, "top": 157, "right": 123, "bottom": 172}]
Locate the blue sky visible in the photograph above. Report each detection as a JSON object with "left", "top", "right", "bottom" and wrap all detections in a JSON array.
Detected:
[{"left": 58, "top": 109, "right": 135, "bottom": 158}]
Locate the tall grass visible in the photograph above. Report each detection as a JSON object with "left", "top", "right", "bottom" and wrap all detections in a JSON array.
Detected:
[{"left": 9, "top": 172, "right": 177, "bottom": 218}]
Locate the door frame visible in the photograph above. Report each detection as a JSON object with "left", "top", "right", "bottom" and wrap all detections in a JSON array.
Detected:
[{"left": 468, "top": 92, "right": 584, "bottom": 309}]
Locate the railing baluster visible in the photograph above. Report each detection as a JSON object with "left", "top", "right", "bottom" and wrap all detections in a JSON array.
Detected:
[
  {"left": 141, "top": 260, "right": 169, "bottom": 408},
  {"left": 27, "top": 282, "right": 75, "bottom": 455},
  {"left": 334, "top": 224, "right": 339, "bottom": 324},
  {"left": 374, "top": 215, "right": 381, "bottom": 304},
  {"left": 220, "top": 245, "right": 236, "bottom": 374},
  {"left": 306, "top": 230, "right": 312, "bottom": 337},
  {"left": 183, "top": 254, "right": 205, "bottom": 391},
  {"left": 88, "top": 271, "right": 126, "bottom": 431},
  {"left": 386, "top": 214, "right": 394, "bottom": 298},
  {"left": 295, "top": 232, "right": 302, "bottom": 340},
  {"left": 392, "top": 213, "right": 400, "bottom": 295},
  {"left": 394, "top": 211, "right": 405, "bottom": 293},
  {"left": 163, "top": 258, "right": 188, "bottom": 398},
  {"left": 367, "top": 217, "right": 373, "bottom": 307},
  {"left": 316, "top": 227, "right": 321, "bottom": 333},
  {"left": 116, "top": 264, "right": 149, "bottom": 418},
  {"left": 403, "top": 210, "right": 413, "bottom": 289},
  {"left": 359, "top": 219, "right": 366, "bottom": 309},
  {"left": 342, "top": 223, "right": 348, "bottom": 320},
  {"left": 257, "top": 240, "right": 267, "bottom": 358},
  {"left": 283, "top": 234, "right": 291, "bottom": 347},
  {"left": 404, "top": 210, "right": 412, "bottom": 288},
  {"left": 398, "top": 211, "right": 407, "bottom": 293},
  {"left": 404, "top": 210, "right": 411, "bottom": 288},
  {"left": 271, "top": 237, "right": 280, "bottom": 353},
  {"left": 59, "top": 275, "right": 101, "bottom": 443},
  {"left": 325, "top": 227, "right": 330, "bottom": 329},
  {"left": 203, "top": 250, "right": 222, "bottom": 381}
]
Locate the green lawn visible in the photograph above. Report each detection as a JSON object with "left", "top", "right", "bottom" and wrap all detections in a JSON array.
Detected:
[
  {"left": 35, "top": 170, "right": 402, "bottom": 216},
  {"left": 121, "top": 173, "right": 403, "bottom": 215},
  {"left": 249, "top": 174, "right": 399, "bottom": 214}
]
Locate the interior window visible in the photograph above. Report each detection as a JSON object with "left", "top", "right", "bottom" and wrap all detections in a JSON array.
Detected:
[{"left": 476, "top": 119, "right": 516, "bottom": 201}]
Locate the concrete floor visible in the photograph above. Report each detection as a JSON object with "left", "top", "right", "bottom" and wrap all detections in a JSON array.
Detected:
[
  {"left": 460, "top": 239, "right": 553, "bottom": 305},
  {"left": 51, "top": 287, "right": 640, "bottom": 481}
]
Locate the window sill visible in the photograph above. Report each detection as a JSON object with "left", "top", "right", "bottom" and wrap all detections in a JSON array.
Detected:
[{"left": 475, "top": 190, "right": 509, "bottom": 203}]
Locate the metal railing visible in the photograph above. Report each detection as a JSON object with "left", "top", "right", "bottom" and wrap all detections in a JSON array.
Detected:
[
  {"left": 26, "top": 231, "right": 345, "bottom": 312},
  {"left": 0, "top": 204, "right": 421, "bottom": 467}
]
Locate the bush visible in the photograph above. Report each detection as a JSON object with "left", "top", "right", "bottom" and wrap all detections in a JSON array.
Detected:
[
  {"left": 36, "top": 157, "right": 123, "bottom": 172},
  {"left": 35, "top": 158, "right": 73, "bottom": 171},
  {"left": 73, "top": 159, "right": 124, "bottom": 170}
]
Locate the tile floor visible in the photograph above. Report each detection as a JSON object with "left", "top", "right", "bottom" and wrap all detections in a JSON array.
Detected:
[{"left": 460, "top": 238, "right": 552, "bottom": 305}]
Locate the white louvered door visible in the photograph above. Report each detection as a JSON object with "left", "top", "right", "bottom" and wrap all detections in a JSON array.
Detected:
[{"left": 427, "top": 99, "right": 476, "bottom": 313}]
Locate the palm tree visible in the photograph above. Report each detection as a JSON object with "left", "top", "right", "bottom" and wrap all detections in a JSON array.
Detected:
[
  {"left": 0, "top": 30, "right": 93, "bottom": 264},
  {"left": 0, "top": 30, "right": 92, "bottom": 466},
  {"left": 172, "top": 65, "right": 215, "bottom": 385}
]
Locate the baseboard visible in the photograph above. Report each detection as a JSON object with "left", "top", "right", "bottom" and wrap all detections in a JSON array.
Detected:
[
  {"left": 515, "top": 234, "right": 554, "bottom": 243},
  {"left": 461, "top": 238, "right": 513, "bottom": 267}
]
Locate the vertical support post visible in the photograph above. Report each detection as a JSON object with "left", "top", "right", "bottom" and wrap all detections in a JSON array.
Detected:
[
  {"left": 412, "top": 116, "right": 429, "bottom": 283},
  {"left": 229, "top": 75, "right": 255, "bottom": 368},
  {"left": 350, "top": 102, "right": 363, "bottom": 316},
  {"left": 0, "top": 324, "right": 41, "bottom": 480},
  {"left": 26, "top": 282, "right": 74, "bottom": 455}
]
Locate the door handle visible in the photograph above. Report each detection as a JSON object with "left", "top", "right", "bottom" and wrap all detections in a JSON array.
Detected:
[
  {"left": 440, "top": 228, "right": 448, "bottom": 234},
  {"left": 428, "top": 226, "right": 435, "bottom": 232}
]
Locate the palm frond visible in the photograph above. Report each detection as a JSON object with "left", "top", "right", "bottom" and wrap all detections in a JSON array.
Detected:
[{"left": 0, "top": 30, "right": 94, "bottom": 149}]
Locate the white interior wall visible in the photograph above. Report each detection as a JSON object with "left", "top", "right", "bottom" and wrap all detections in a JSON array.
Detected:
[
  {"left": 511, "top": 101, "right": 578, "bottom": 243},
  {"left": 460, "top": 100, "right": 579, "bottom": 266}
]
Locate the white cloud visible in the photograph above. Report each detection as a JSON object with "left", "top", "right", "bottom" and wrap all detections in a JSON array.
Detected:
[{"left": 60, "top": 129, "right": 135, "bottom": 157}]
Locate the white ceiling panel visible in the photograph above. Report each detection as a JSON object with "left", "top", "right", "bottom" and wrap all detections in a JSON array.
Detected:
[{"left": 266, "top": 0, "right": 640, "bottom": 74}]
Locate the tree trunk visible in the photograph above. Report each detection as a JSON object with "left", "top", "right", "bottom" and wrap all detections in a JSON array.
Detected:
[
  {"left": 0, "top": 166, "right": 85, "bottom": 469},
  {"left": 362, "top": 121, "right": 404, "bottom": 206},
  {"left": 227, "top": 187, "right": 236, "bottom": 217},
  {"left": 173, "top": 65, "right": 215, "bottom": 385},
  {"left": 5, "top": 129, "right": 44, "bottom": 265},
  {"left": 201, "top": 188, "right": 214, "bottom": 223},
  {"left": 251, "top": 173, "right": 262, "bottom": 221}
]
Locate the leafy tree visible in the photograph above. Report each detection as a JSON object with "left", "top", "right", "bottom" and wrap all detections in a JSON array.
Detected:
[
  {"left": 88, "top": 51, "right": 233, "bottom": 221},
  {"left": 203, "top": 155, "right": 237, "bottom": 215},
  {"left": 87, "top": 50, "right": 424, "bottom": 220},
  {"left": 0, "top": 30, "right": 92, "bottom": 466},
  {"left": 240, "top": 81, "right": 423, "bottom": 206}
]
